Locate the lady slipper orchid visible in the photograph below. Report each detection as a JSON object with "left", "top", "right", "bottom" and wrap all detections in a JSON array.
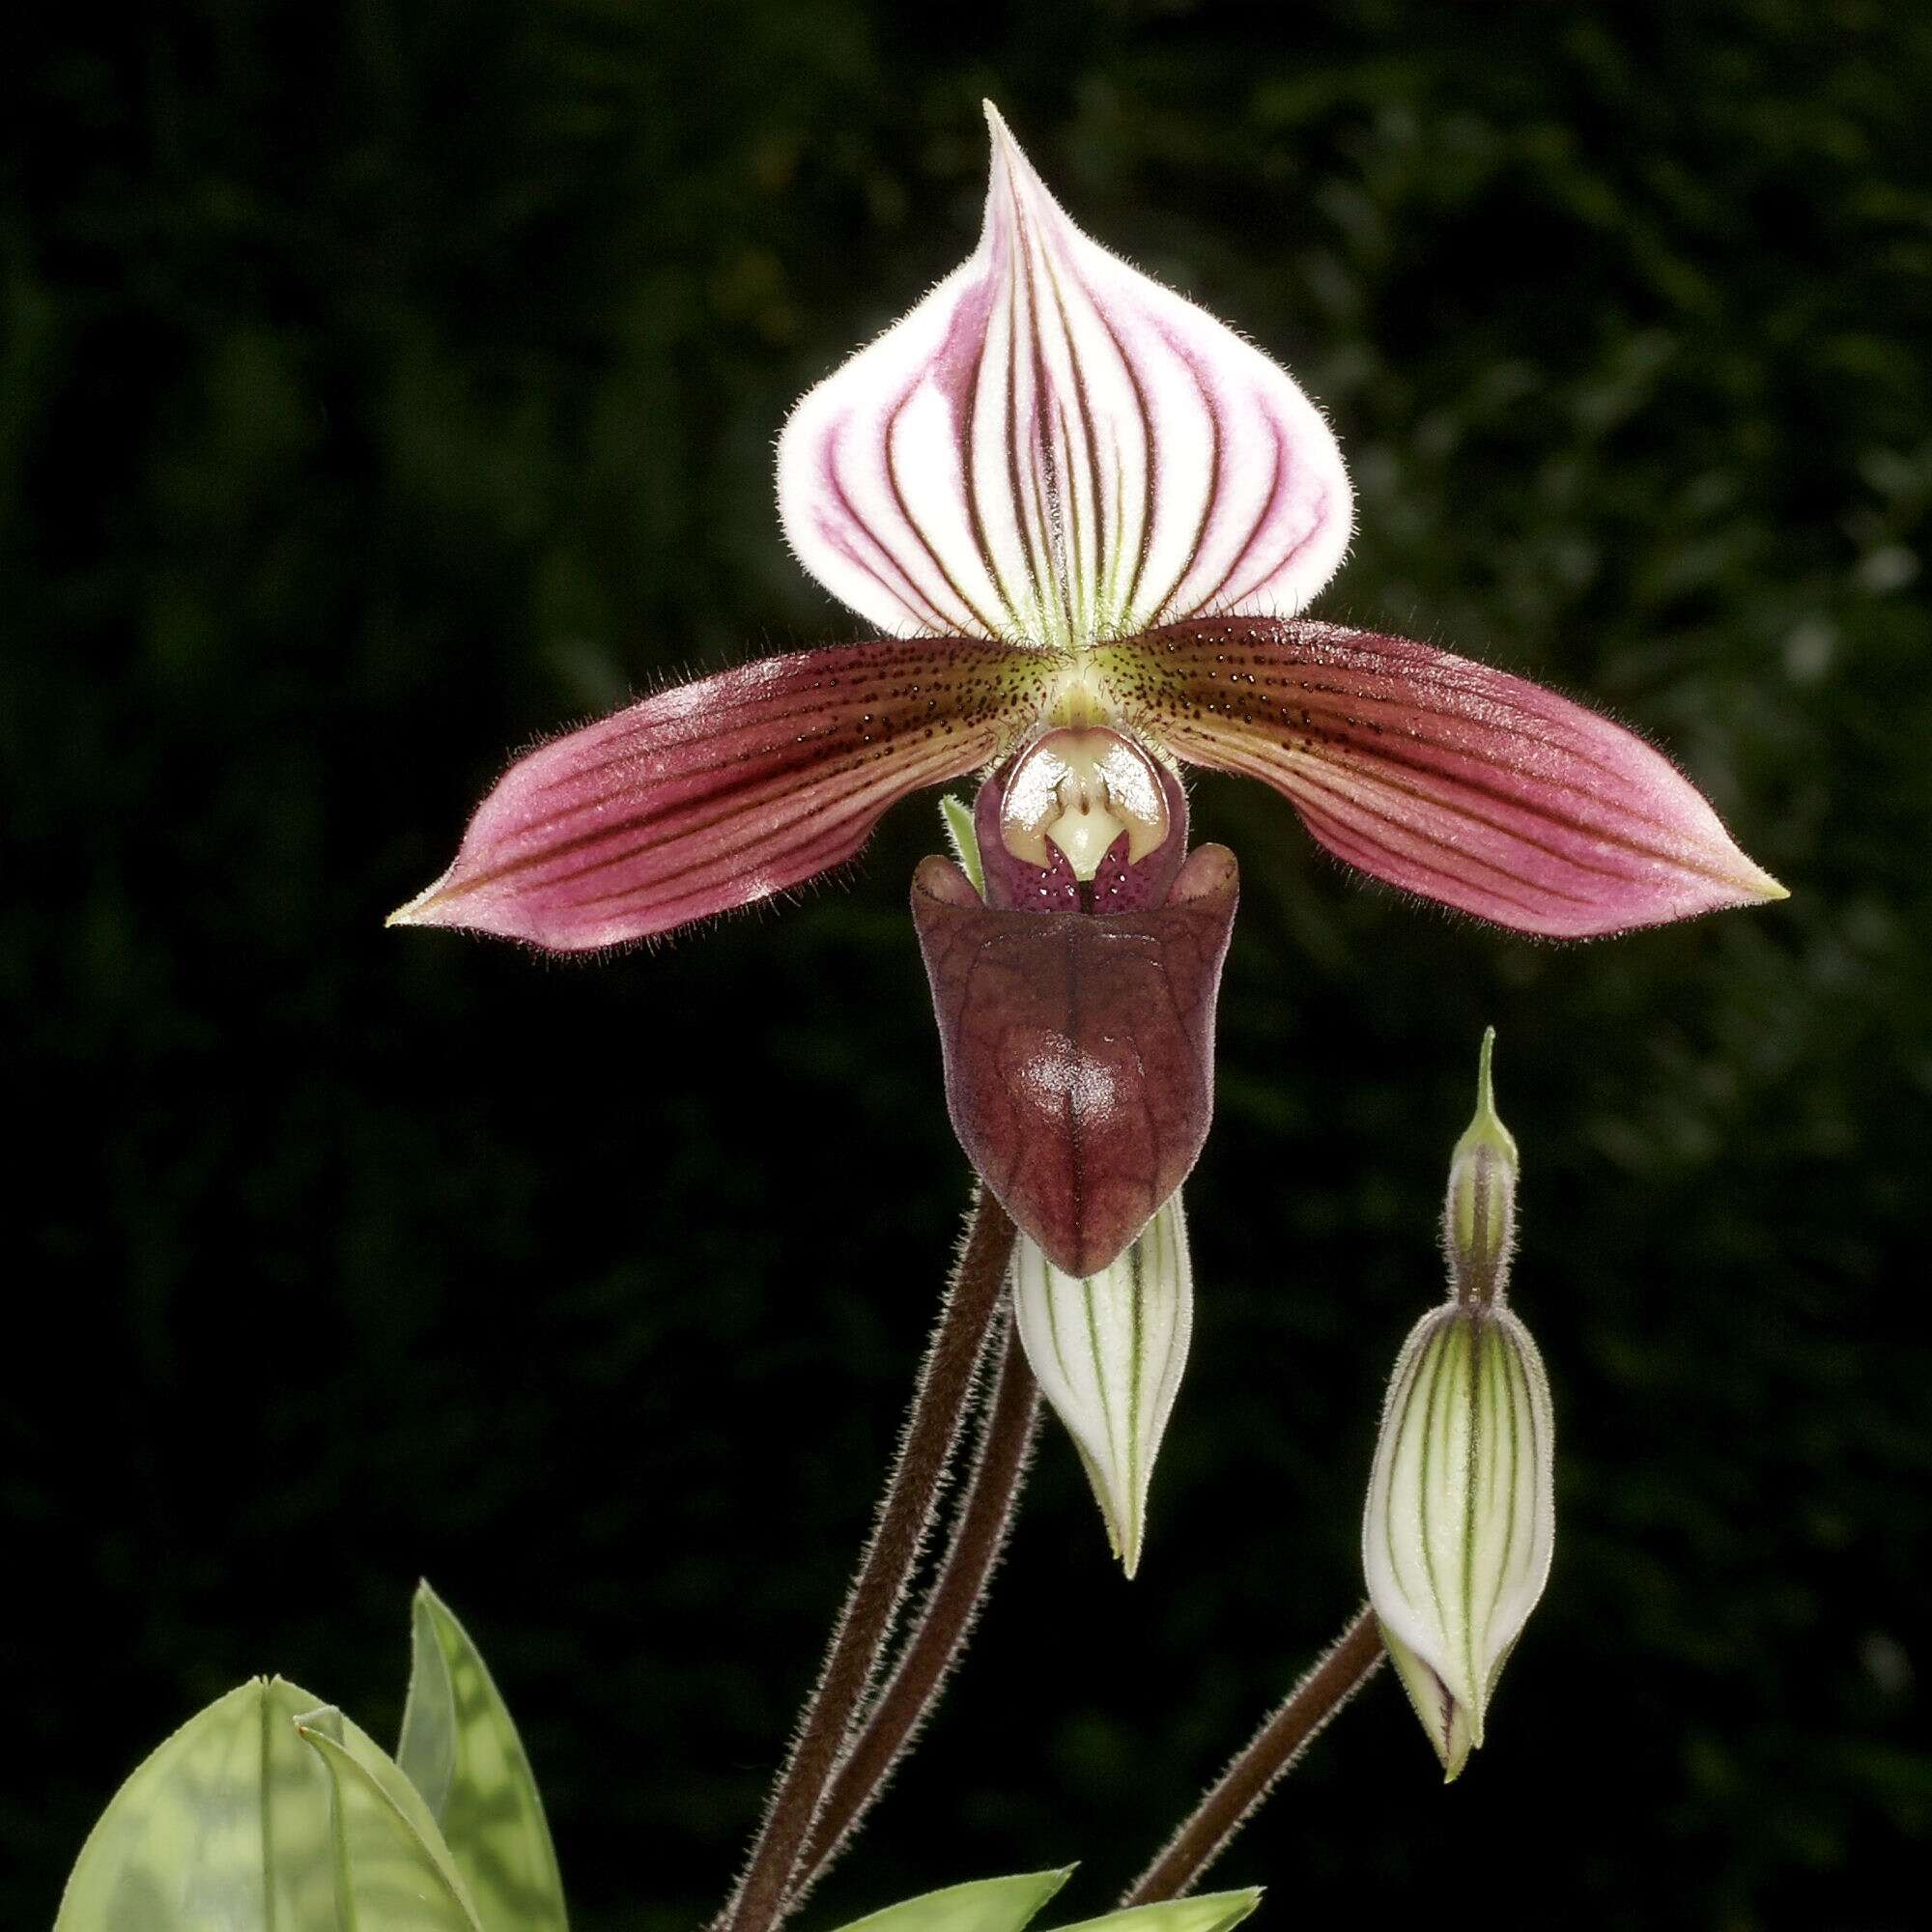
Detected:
[{"left": 392, "top": 103, "right": 1783, "bottom": 1285}]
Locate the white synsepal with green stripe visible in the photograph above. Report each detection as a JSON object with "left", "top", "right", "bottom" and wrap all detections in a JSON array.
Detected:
[
  {"left": 1361, "top": 1302, "right": 1554, "bottom": 1780},
  {"left": 1011, "top": 1192, "right": 1192, "bottom": 1577}
]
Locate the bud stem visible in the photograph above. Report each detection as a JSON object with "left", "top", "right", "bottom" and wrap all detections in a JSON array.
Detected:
[
  {"left": 1121, "top": 1606, "right": 1385, "bottom": 1905},
  {"left": 717, "top": 1191, "right": 1018, "bottom": 1932}
]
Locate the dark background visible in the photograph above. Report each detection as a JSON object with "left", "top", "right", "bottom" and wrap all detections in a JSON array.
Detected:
[{"left": 7, "top": 3, "right": 1929, "bottom": 1928}]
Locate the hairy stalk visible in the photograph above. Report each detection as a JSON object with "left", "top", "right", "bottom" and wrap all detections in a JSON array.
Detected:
[
  {"left": 788, "top": 1310, "right": 1041, "bottom": 1910},
  {"left": 1122, "top": 1607, "right": 1384, "bottom": 1906},
  {"left": 718, "top": 1191, "right": 1018, "bottom": 1932}
]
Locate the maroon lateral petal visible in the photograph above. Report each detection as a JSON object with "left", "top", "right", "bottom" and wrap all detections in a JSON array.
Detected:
[
  {"left": 391, "top": 639, "right": 1058, "bottom": 951},
  {"left": 912, "top": 843, "right": 1239, "bottom": 1277},
  {"left": 1095, "top": 618, "right": 1786, "bottom": 939}
]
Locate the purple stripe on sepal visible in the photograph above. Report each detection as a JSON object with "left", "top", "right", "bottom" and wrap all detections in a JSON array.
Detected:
[
  {"left": 1098, "top": 618, "right": 1786, "bottom": 939},
  {"left": 777, "top": 104, "right": 1352, "bottom": 650},
  {"left": 392, "top": 639, "right": 1057, "bottom": 951},
  {"left": 912, "top": 843, "right": 1238, "bottom": 1278}
]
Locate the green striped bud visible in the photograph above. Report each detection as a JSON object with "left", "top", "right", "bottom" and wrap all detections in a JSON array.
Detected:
[
  {"left": 1363, "top": 1302, "right": 1554, "bottom": 1780},
  {"left": 1363, "top": 1031, "right": 1552, "bottom": 1780},
  {"left": 1010, "top": 1193, "right": 1192, "bottom": 1578},
  {"left": 1444, "top": 1028, "right": 1519, "bottom": 1307}
]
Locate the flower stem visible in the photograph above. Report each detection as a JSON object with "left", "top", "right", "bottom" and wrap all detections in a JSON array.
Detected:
[
  {"left": 790, "top": 1307, "right": 1041, "bottom": 1908},
  {"left": 1121, "top": 1606, "right": 1385, "bottom": 1906},
  {"left": 718, "top": 1190, "right": 1019, "bottom": 1932}
]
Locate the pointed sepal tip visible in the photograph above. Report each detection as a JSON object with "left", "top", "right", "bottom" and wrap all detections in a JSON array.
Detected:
[{"left": 385, "top": 872, "right": 455, "bottom": 929}]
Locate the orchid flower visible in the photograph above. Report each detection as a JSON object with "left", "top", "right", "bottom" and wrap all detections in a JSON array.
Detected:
[{"left": 392, "top": 106, "right": 1781, "bottom": 1508}]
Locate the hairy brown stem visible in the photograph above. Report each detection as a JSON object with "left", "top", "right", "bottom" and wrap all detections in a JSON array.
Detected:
[
  {"left": 788, "top": 1309, "right": 1041, "bottom": 1910},
  {"left": 718, "top": 1191, "right": 1018, "bottom": 1932},
  {"left": 1122, "top": 1607, "right": 1385, "bottom": 1907}
]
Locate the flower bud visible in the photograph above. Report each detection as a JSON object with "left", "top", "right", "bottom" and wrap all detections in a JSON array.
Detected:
[
  {"left": 1363, "top": 1303, "right": 1553, "bottom": 1779},
  {"left": 1363, "top": 1031, "right": 1552, "bottom": 1779},
  {"left": 1443, "top": 1026, "right": 1518, "bottom": 1306},
  {"left": 1010, "top": 1192, "right": 1192, "bottom": 1577}
]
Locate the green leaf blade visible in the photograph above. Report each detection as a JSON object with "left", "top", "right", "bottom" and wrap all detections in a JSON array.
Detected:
[
  {"left": 57, "top": 1677, "right": 384, "bottom": 1932},
  {"left": 397, "top": 1582, "right": 568, "bottom": 1932},
  {"left": 829, "top": 1869, "right": 1076, "bottom": 1932},
  {"left": 1049, "top": 1891, "right": 1264, "bottom": 1932},
  {"left": 299, "top": 1722, "right": 485, "bottom": 1931}
]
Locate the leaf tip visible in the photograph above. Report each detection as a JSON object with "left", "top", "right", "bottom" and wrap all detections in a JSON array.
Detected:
[{"left": 1223, "top": 1888, "right": 1265, "bottom": 1930}]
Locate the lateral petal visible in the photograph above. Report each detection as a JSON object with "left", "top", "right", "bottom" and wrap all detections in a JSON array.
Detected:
[
  {"left": 392, "top": 639, "right": 1056, "bottom": 951},
  {"left": 777, "top": 104, "right": 1351, "bottom": 651},
  {"left": 1097, "top": 619, "right": 1787, "bottom": 938}
]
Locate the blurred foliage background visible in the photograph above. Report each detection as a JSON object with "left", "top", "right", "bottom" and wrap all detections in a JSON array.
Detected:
[{"left": 6, "top": 2, "right": 1929, "bottom": 1928}]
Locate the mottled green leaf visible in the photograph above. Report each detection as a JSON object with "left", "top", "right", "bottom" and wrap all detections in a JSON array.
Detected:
[
  {"left": 56, "top": 1676, "right": 391, "bottom": 1932},
  {"left": 298, "top": 1718, "right": 485, "bottom": 1930},
  {"left": 298, "top": 1704, "right": 483, "bottom": 1916},
  {"left": 830, "top": 1869, "right": 1075, "bottom": 1932},
  {"left": 1049, "top": 1891, "right": 1263, "bottom": 1932},
  {"left": 396, "top": 1582, "right": 567, "bottom": 1932}
]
